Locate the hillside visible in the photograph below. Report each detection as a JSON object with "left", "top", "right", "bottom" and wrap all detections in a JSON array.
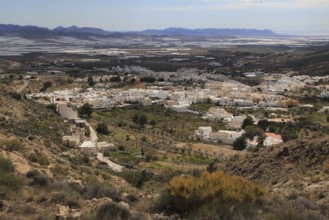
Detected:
[
  {"left": 1, "top": 77, "right": 329, "bottom": 219},
  {"left": 225, "top": 136, "right": 329, "bottom": 208},
  {"left": 0, "top": 84, "right": 168, "bottom": 219}
]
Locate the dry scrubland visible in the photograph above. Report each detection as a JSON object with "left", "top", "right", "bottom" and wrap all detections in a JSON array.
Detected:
[{"left": 1, "top": 42, "right": 329, "bottom": 219}]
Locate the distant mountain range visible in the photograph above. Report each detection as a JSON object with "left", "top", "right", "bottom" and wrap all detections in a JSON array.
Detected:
[
  {"left": 138, "top": 27, "right": 278, "bottom": 37},
  {"left": 0, "top": 24, "right": 279, "bottom": 39}
]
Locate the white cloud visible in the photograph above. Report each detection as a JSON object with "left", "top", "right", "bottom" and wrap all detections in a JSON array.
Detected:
[{"left": 151, "top": 0, "right": 329, "bottom": 11}]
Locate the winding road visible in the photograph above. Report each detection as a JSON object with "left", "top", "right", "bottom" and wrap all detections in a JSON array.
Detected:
[
  {"left": 86, "top": 122, "right": 123, "bottom": 172},
  {"left": 96, "top": 153, "right": 123, "bottom": 172}
]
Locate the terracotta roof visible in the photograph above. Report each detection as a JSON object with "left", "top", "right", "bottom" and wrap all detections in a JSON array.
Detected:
[{"left": 265, "top": 132, "right": 282, "bottom": 140}]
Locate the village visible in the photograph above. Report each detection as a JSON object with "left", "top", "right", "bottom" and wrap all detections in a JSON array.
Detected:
[{"left": 25, "top": 67, "right": 329, "bottom": 171}]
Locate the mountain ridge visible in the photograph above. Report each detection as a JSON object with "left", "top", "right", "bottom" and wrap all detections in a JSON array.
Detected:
[
  {"left": 138, "top": 27, "right": 278, "bottom": 37},
  {"left": 0, "top": 24, "right": 280, "bottom": 38}
]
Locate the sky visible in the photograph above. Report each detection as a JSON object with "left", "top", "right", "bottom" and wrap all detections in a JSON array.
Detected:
[{"left": 0, "top": 0, "right": 329, "bottom": 35}]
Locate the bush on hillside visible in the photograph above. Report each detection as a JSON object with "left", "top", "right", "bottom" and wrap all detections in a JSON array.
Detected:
[
  {"left": 154, "top": 171, "right": 265, "bottom": 217},
  {"left": 233, "top": 136, "right": 247, "bottom": 151},
  {"left": 0, "top": 156, "right": 23, "bottom": 191},
  {"left": 0, "top": 138, "right": 23, "bottom": 152},
  {"left": 96, "top": 123, "right": 110, "bottom": 135},
  {"left": 96, "top": 202, "right": 130, "bottom": 220}
]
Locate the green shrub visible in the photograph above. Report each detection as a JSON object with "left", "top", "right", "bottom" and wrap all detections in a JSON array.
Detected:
[
  {"left": 0, "top": 138, "right": 23, "bottom": 152},
  {"left": 47, "top": 104, "right": 57, "bottom": 113},
  {"left": 242, "top": 116, "right": 254, "bottom": 129},
  {"left": 84, "top": 184, "right": 122, "bottom": 202},
  {"left": 0, "top": 156, "right": 23, "bottom": 191},
  {"left": 36, "top": 154, "right": 49, "bottom": 166},
  {"left": 78, "top": 103, "right": 93, "bottom": 119},
  {"left": 117, "top": 170, "right": 154, "bottom": 188},
  {"left": 26, "top": 170, "right": 49, "bottom": 186},
  {"left": 50, "top": 192, "right": 81, "bottom": 209},
  {"left": 96, "top": 202, "right": 130, "bottom": 220},
  {"left": 51, "top": 164, "right": 68, "bottom": 177},
  {"left": 96, "top": 123, "right": 110, "bottom": 135},
  {"left": 233, "top": 136, "right": 247, "bottom": 151},
  {"left": 154, "top": 171, "right": 265, "bottom": 217},
  {"left": 244, "top": 125, "right": 264, "bottom": 140},
  {"left": 0, "top": 157, "right": 15, "bottom": 173},
  {"left": 0, "top": 173, "right": 23, "bottom": 191}
]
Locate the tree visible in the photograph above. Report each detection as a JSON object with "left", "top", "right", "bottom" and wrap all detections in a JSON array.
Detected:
[
  {"left": 244, "top": 126, "right": 264, "bottom": 140},
  {"left": 257, "top": 119, "right": 269, "bottom": 131},
  {"left": 242, "top": 116, "right": 254, "bottom": 129},
  {"left": 264, "top": 111, "right": 269, "bottom": 118},
  {"left": 96, "top": 123, "right": 109, "bottom": 135},
  {"left": 40, "top": 81, "right": 52, "bottom": 92},
  {"left": 87, "top": 76, "right": 95, "bottom": 87},
  {"left": 132, "top": 114, "right": 139, "bottom": 125},
  {"left": 130, "top": 78, "right": 136, "bottom": 83},
  {"left": 78, "top": 103, "right": 93, "bottom": 118},
  {"left": 233, "top": 136, "right": 247, "bottom": 151},
  {"left": 256, "top": 134, "right": 266, "bottom": 148},
  {"left": 280, "top": 124, "right": 298, "bottom": 142},
  {"left": 207, "top": 162, "right": 217, "bottom": 173},
  {"left": 139, "top": 115, "right": 148, "bottom": 127},
  {"left": 46, "top": 103, "right": 57, "bottom": 113},
  {"left": 110, "top": 76, "right": 121, "bottom": 82},
  {"left": 150, "top": 119, "right": 156, "bottom": 126}
]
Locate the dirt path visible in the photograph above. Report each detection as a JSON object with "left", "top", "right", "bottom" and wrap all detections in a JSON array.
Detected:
[
  {"left": 16, "top": 80, "right": 28, "bottom": 93},
  {"left": 86, "top": 122, "right": 98, "bottom": 143},
  {"left": 97, "top": 153, "right": 123, "bottom": 172}
]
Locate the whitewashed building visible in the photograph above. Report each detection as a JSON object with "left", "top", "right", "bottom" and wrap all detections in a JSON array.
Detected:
[
  {"left": 79, "top": 141, "right": 98, "bottom": 156},
  {"left": 209, "top": 130, "right": 244, "bottom": 144},
  {"left": 195, "top": 127, "right": 213, "bottom": 139}
]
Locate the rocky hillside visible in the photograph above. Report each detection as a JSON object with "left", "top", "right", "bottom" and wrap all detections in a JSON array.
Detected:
[
  {"left": 1, "top": 80, "right": 328, "bottom": 219},
  {"left": 225, "top": 136, "right": 329, "bottom": 207},
  {"left": 0, "top": 84, "right": 176, "bottom": 220}
]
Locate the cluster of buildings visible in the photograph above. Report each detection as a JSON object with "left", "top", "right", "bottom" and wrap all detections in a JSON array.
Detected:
[
  {"left": 195, "top": 126, "right": 283, "bottom": 149},
  {"left": 195, "top": 106, "right": 284, "bottom": 149},
  {"left": 28, "top": 65, "right": 329, "bottom": 113},
  {"left": 57, "top": 102, "right": 116, "bottom": 158},
  {"left": 28, "top": 78, "right": 294, "bottom": 112}
]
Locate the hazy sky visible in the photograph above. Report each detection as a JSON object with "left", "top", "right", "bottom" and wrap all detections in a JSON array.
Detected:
[{"left": 1, "top": 0, "right": 329, "bottom": 35}]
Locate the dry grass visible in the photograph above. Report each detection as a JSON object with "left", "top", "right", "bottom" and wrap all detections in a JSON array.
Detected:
[{"left": 176, "top": 142, "right": 246, "bottom": 159}]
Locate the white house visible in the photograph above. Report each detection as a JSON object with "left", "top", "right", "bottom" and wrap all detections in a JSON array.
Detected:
[
  {"left": 209, "top": 130, "right": 244, "bottom": 144},
  {"left": 168, "top": 104, "right": 190, "bottom": 113},
  {"left": 141, "top": 98, "right": 153, "bottom": 107},
  {"left": 204, "top": 107, "right": 234, "bottom": 122},
  {"left": 227, "top": 115, "right": 247, "bottom": 130},
  {"left": 79, "top": 141, "right": 98, "bottom": 156},
  {"left": 89, "top": 98, "right": 112, "bottom": 109},
  {"left": 234, "top": 99, "right": 254, "bottom": 107},
  {"left": 62, "top": 135, "right": 80, "bottom": 148},
  {"left": 97, "top": 141, "right": 117, "bottom": 151},
  {"left": 319, "top": 90, "right": 329, "bottom": 99},
  {"left": 264, "top": 133, "right": 283, "bottom": 147},
  {"left": 195, "top": 127, "right": 212, "bottom": 139}
]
